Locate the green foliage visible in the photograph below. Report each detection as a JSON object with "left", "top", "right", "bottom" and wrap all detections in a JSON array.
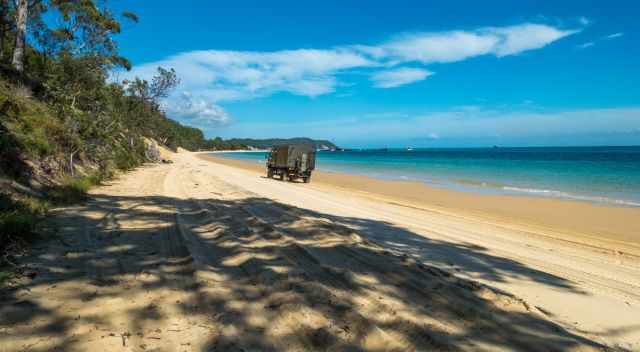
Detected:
[
  {"left": 46, "top": 184, "right": 87, "bottom": 204},
  {"left": 1, "top": 1, "right": 224, "bottom": 279},
  {"left": 45, "top": 172, "right": 104, "bottom": 205},
  {"left": 158, "top": 119, "right": 207, "bottom": 151},
  {"left": 0, "top": 0, "right": 249, "bottom": 167},
  {"left": 0, "top": 210, "right": 38, "bottom": 243},
  {"left": 0, "top": 0, "right": 250, "bottom": 249},
  {"left": 21, "top": 197, "right": 50, "bottom": 216},
  {"left": 0, "top": 192, "right": 49, "bottom": 284},
  {"left": 0, "top": 270, "right": 11, "bottom": 285},
  {"left": 0, "top": 193, "right": 43, "bottom": 255},
  {"left": 1, "top": 81, "right": 55, "bottom": 163},
  {"left": 222, "top": 138, "right": 337, "bottom": 150},
  {"left": 202, "top": 136, "right": 248, "bottom": 151},
  {"left": 113, "top": 139, "right": 145, "bottom": 170}
]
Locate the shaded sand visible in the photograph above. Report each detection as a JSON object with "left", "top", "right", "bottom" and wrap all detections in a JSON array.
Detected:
[
  {"left": 200, "top": 153, "right": 640, "bottom": 255},
  {"left": 2, "top": 152, "right": 638, "bottom": 351},
  {"left": 196, "top": 152, "right": 640, "bottom": 350}
]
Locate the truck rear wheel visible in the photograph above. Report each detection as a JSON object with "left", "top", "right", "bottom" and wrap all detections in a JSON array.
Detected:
[
  {"left": 279, "top": 173, "right": 285, "bottom": 181},
  {"left": 303, "top": 176, "right": 311, "bottom": 183}
]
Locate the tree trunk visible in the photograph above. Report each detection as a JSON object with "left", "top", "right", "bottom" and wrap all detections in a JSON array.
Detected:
[
  {"left": 69, "top": 151, "right": 75, "bottom": 177},
  {"left": 0, "top": 1, "right": 5, "bottom": 60},
  {"left": 0, "top": 23, "right": 4, "bottom": 61},
  {"left": 11, "top": 0, "right": 27, "bottom": 72},
  {"left": 0, "top": 0, "right": 9, "bottom": 61}
]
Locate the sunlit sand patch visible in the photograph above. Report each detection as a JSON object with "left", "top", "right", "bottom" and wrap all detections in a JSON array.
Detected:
[
  {"left": 221, "top": 252, "right": 279, "bottom": 266},
  {"left": 104, "top": 244, "right": 136, "bottom": 253}
]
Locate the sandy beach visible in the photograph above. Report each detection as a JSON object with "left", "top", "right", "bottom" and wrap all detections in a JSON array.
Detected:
[
  {"left": 201, "top": 153, "right": 640, "bottom": 251},
  {"left": 3, "top": 152, "right": 640, "bottom": 351}
]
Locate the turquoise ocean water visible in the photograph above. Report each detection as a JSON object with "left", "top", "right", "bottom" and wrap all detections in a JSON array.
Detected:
[{"left": 213, "top": 146, "right": 640, "bottom": 207}]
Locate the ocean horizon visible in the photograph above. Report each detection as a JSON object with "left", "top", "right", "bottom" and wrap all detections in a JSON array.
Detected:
[{"left": 214, "top": 146, "right": 640, "bottom": 207}]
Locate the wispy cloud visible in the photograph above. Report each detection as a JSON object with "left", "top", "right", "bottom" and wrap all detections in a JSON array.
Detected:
[
  {"left": 578, "top": 16, "right": 591, "bottom": 26},
  {"left": 122, "top": 22, "right": 579, "bottom": 127},
  {"left": 371, "top": 68, "right": 433, "bottom": 88},
  {"left": 578, "top": 31, "right": 624, "bottom": 50},
  {"left": 578, "top": 42, "right": 595, "bottom": 49},
  {"left": 128, "top": 49, "right": 371, "bottom": 101},
  {"left": 352, "top": 24, "right": 578, "bottom": 67},
  {"left": 605, "top": 32, "right": 624, "bottom": 39}
]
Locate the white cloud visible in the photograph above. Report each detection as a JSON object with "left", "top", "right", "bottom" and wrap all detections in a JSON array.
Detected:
[
  {"left": 162, "top": 92, "right": 232, "bottom": 126},
  {"left": 579, "top": 16, "right": 591, "bottom": 26},
  {"left": 577, "top": 32, "right": 624, "bottom": 52},
  {"left": 362, "top": 23, "right": 577, "bottom": 64},
  {"left": 125, "top": 48, "right": 373, "bottom": 103},
  {"left": 371, "top": 67, "right": 433, "bottom": 88},
  {"left": 122, "top": 22, "right": 578, "bottom": 128},
  {"left": 578, "top": 42, "right": 595, "bottom": 49},
  {"left": 370, "top": 31, "right": 499, "bottom": 63},
  {"left": 489, "top": 24, "right": 578, "bottom": 56},
  {"left": 124, "top": 22, "right": 576, "bottom": 101}
]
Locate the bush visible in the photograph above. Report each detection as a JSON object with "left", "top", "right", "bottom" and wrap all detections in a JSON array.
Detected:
[
  {"left": 17, "top": 127, "right": 52, "bottom": 157},
  {"left": 0, "top": 270, "right": 11, "bottom": 285},
  {"left": 114, "top": 147, "right": 138, "bottom": 170},
  {"left": 0, "top": 82, "right": 63, "bottom": 159},
  {"left": 21, "top": 197, "right": 49, "bottom": 216},
  {"left": 0, "top": 211, "right": 38, "bottom": 244},
  {"left": 46, "top": 173, "right": 102, "bottom": 205},
  {"left": 113, "top": 139, "right": 146, "bottom": 171},
  {"left": 0, "top": 208, "right": 40, "bottom": 286},
  {"left": 0, "top": 193, "right": 42, "bottom": 268}
]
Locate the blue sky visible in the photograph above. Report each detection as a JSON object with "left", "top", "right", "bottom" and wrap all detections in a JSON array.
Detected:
[{"left": 113, "top": 0, "right": 640, "bottom": 147}]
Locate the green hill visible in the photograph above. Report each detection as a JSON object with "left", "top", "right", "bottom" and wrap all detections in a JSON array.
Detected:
[{"left": 226, "top": 138, "right": 338, "bottom": 150}]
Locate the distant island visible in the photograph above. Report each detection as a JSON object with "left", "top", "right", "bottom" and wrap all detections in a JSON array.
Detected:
[
  {"left": 226, "top": 137, "right": 338, "bottom": 150},
  {"left": 203, "top": 137, "right": 338, "bottom": 151}
]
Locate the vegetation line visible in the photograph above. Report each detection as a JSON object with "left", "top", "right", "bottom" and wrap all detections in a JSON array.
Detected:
[
  {"left": 0, "top": 1, "right": 335, "bottom": 285},
  {"left": 0, "top": 0, "right": 238, "bottom": 284}
]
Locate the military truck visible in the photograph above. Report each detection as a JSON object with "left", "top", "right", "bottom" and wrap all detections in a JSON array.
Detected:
[{"left": 266, "top": 144, "right": 316, "bottom": 183}]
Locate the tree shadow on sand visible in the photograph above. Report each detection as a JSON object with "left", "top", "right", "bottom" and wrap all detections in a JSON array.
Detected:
[{"left": 0, "top": 190, "right": 616, "bottom": 351}]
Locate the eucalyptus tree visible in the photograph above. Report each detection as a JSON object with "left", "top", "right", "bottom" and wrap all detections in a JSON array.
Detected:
[
  {"left": 0, "top": 0, "right": 11, "bottom": 60},
  {"left": 10, "top": 0, "right": 26, "bottom": 71},
  {"left": 8, "top": 0, "right": 134, "bottom": 73}
]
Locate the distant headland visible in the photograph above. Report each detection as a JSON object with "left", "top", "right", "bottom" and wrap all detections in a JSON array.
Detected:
[{"left": 220, "top": 137, "right": 339, "bottom": 151}]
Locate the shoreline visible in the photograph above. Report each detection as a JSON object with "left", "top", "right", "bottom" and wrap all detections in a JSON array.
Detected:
[
  {"left": 199, "top": 149, "right": 269, "bottom": 153},
  {"left": 198, "top": 153, "right": 640, "bottom": 254},
  {"left": 207, "top": 150, "right": 640, "bottom": 209},
  {"left": 8, "top": 152, "right": 632, "bottom": 350}
]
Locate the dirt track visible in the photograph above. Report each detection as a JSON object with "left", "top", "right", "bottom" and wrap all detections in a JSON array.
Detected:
[{"left": 1, "top": 153, "right": 636, "bottom": 351}]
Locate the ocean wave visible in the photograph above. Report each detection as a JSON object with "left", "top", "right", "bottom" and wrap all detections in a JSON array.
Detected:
[
  {"left": 501, "top": 186, "right": 640, "bottom": 207},
  {"left": 381, "top": 175, "right": 640, "bottom": 207}
]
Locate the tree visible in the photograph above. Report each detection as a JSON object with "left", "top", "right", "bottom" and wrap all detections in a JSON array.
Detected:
[
  {"left": 125, "top": 67, "right": 179, "bottom": 105},
  {"left": 8, "top": 0, "right": 135, "bottom": 73},
  {"left": 11, "top": 0, "right": 26, "bottom": 71},
  {"left": 0, "top": 0, "right": 10, "bottom": 60},
  {"left": 2, "top": 0, "right": 236, "bottom": 178}
]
